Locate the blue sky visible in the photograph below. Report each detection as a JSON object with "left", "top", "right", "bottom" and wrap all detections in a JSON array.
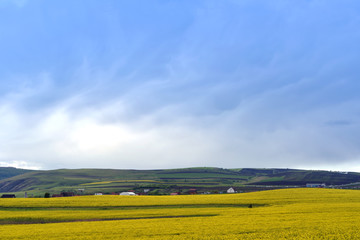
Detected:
[{"left": 0, "top": 0, "right": 360, "bottom": 170}]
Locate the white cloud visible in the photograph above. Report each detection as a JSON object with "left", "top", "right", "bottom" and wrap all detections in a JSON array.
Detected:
[
  {"left": 0, "top": 160, "right": 40, "bottom": 170},
  {"left": 1, "top": 68, "right": 360, "bottom": 171},
  {"left": 1, "top": 0, "right": 360, "bottom": 171}
]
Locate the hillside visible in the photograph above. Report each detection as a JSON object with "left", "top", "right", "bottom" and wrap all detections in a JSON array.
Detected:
[
  {"left": 0, "top": 167, "right": 359, "bottom": 195},
  {"left": 0, "top": 167, "right": 33, "bottom": 181}
]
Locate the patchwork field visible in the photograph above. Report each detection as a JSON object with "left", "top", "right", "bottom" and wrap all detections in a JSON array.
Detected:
[
  {"left": 0, "top": 188, "right": 359, "bottom": 239},
  {"left": 2, "top": 167, "right": 360, "bottom": 195}
]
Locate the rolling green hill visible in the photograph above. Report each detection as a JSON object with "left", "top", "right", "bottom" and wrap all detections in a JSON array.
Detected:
[
  {"left": 0, "top": 167, "right": 33, "bottom": 181},
  {"left": 0, "top": 167, "right": 359, "bottom": 196}
]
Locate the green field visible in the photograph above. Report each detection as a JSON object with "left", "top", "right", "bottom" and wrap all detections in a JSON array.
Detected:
[{"left": 1, "top": 167, "right": 360, "bottom": 196}]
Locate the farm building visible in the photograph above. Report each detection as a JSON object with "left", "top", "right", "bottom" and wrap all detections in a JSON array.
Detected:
[
  {"left": 227, "top": 187, "right": 235, "bottom": 193},
  {"left": 120, "top": 192, "right": 136, "bottom": 196},
  {"left": 52, "top": 192, "right": 75, "bottom": 197},
  {"left": 1, "top": 194, "right": 16, "bottom": 198},
  {"left": 189, "top": 189, "right": 197, "bottom": 194},
  {"left": 94, "top": 193, "right": 103, "bottom": 195},
  {"left": 61, "top": 192, "right": 75, "bottom": 197}
]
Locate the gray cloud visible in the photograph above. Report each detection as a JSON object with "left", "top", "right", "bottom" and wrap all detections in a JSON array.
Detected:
[{"left": 1, "top": 0, "right": 360, "bottom": 171}]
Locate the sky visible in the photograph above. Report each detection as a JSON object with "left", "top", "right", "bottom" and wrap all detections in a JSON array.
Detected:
[{"left": 0, "top": 0, "right": 360, "bottom": 171}]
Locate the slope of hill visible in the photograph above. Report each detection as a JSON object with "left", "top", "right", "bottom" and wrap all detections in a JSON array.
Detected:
[
  {"left": 0, "top": 167, "right": 359, "bottom": 195},
  {"left": 0, "top": 167, "right": 33, "bottom": 181}
]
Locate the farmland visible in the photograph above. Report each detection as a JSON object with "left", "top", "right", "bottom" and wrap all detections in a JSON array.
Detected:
[
  {"left": 1, "top": 167, "right": 360, "bottom": 196},
  {"left": 0, "top": 188, "right": 360, "bottom": 239}
]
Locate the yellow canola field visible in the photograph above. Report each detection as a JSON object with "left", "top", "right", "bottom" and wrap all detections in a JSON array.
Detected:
[
  {"left": 0, "top": 188, "right": 360, "bottom": 239},
  {"left": 0, "top": 192, "right": 265, "bottom": 208}
]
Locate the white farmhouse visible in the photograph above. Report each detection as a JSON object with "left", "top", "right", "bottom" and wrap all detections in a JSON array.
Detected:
[
  {"left": 119, "top": 192, "right": 136, "bottom": 196},
  {"left": 227, "top": 187, "right": 235, "bottom": 193}
]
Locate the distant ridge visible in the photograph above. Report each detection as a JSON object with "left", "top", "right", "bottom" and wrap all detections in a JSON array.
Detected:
[{"left": 0, "top": 167, "right": 359, "bottom": 195}]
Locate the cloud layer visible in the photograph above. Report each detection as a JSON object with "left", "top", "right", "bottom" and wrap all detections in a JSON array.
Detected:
[{"left": 0, "top": 0, "right": 360, "bottom": 170}]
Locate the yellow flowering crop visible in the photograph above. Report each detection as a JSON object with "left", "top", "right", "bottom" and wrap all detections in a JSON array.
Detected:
[{"left": 0, "top": 188, "right": 360, "bottom": 239}]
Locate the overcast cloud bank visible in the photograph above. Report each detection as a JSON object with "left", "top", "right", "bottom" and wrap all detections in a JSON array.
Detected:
[{"left": 0, "top": 0, "right": 360, "bottom": 171}]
